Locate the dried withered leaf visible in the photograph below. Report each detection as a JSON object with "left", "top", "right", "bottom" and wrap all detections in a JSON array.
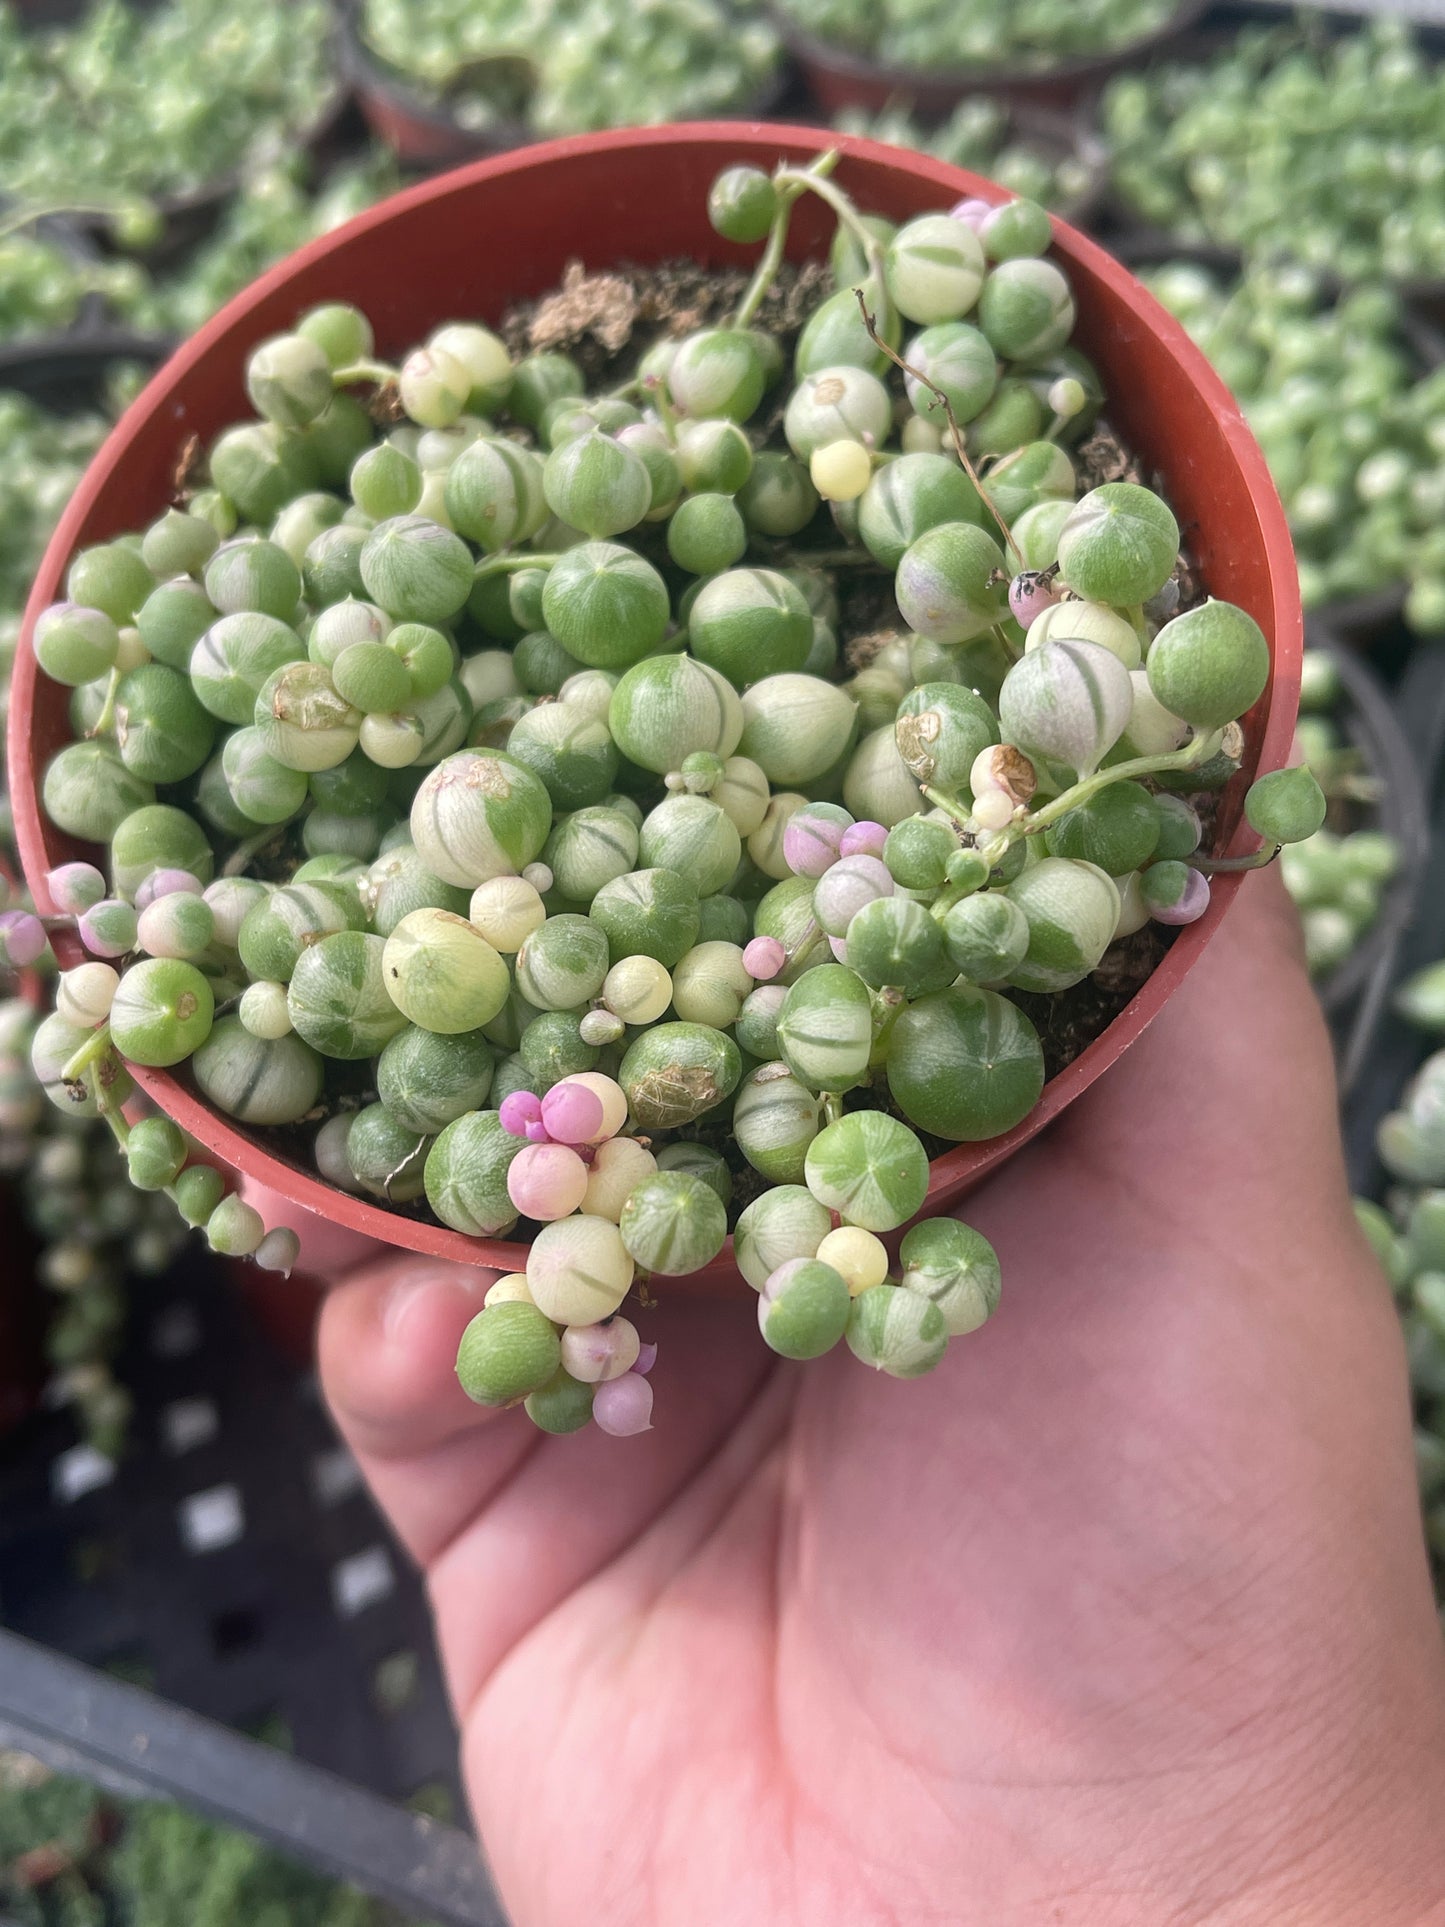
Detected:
[{"left": 528, "top": 261, "right": 638, "bottom": 355}]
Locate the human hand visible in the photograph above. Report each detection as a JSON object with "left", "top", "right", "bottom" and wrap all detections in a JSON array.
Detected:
[{"left": 319, "top": 871, "right": 1445, "bottom": 1926}]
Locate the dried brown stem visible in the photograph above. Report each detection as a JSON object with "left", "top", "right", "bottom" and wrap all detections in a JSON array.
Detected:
[{"left": 854, "top": 290, "right": 1023, "bottom": 567}]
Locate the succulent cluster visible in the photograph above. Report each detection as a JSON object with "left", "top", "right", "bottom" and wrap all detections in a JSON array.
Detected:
[
  {"left": 22, "top": 154, "right": 1314, "bottom": 1438},
  {"left": 1361, "top": 1059, "right": 1445, "bottom": 1586},
  {"left": 360, "top": 0, "right": 779, "bottom": 138},
  {"left": 0, "top": 380, "right": 160, "bottom": 1452},
  {"left": 1105, "top": 19, "right": 1445, "bottom": 284},
  {"left": 831, "top": 101, "right": 1096, "bottom": 217},
  {"left": 0, "top": 1747, "right": 420, "bottom": 1924},
  {"left": 0, "top": 0, "right": 335, "bottom": 211},
  {"left": 0, "top": 392, "right": 128, "bottom": 642},
  {"left": 1146, "top": 261, "right": 1445, "bottom": 629},
  {"left": 0, "top": 997, "right": 189, "bottom": 1456},
  {"left": 779, "top": 0, "right": 1176, "bottom": 67},
  {"left": 0, "top": 221, "right": 143, "bottom": 347},
  {"left": 0, "top": 151, "right": 393, "bottom": 1457},
  {"left": 1, "top": 379, "right": 146, "bottom": 837}
]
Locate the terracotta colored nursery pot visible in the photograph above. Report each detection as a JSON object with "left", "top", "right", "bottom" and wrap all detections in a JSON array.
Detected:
[
  {"left": 10, "top": 123, "right": 1302, "bottom": 1289},
  {"left": 772, "top": 0, "right": 1210, "bottom": 119},
  {"left": 338, "top": 0, "right": 532, "bottom": 169}
]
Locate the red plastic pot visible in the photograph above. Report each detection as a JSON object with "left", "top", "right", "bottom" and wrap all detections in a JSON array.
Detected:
[
  {"left": 775, "top": 0, "right": 1209, "bottom": 118},
  {"left": 338, "top": 0, "right": 532, "bottom": 169},
  {"left": 338, "top": 0, "right": 790, "bottom": 169},
  {"left": 10, "top": 122, "right": 1301, "bottom": 1288},
  {"left": 349, "top": 67, "right": 525, "bottom": 172}
]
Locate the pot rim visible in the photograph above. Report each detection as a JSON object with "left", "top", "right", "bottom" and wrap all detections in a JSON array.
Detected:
[{"left": 8, "top": 119, "right": 1302, "bottom": 1285}]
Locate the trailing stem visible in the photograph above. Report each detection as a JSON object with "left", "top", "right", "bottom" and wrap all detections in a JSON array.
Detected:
[
  {"left": 332, "top": 357, "right": 400, "bottom": 388},
  {"left": 222, "top": 825, "right": 285, "bottom": 879},
  {"left": 921, "top": 727, "right": 1229, "bottom": 906},
  {"left": 1189, "top": 843, "right": 1281, "bottom": 874},
  {"left": 61, "top": 1023, "right": 114, "bottom": 1084},
  {"left": 775, "top": 161, "right": 887, "bottom": 286},
  {"left": 86, "top": 1062, "right": 130, "bottom": 1154},
  {"left": 731, "top": 151, "right": 845, "bottom": 332},
  {"left": 86, "top": 666, "right": 121, "bottom": 740},
  {"left": 471, "top": 551, "right": 564, "bottom": 586},
  {"left": 854, "top": 293, "right": 1023, "bottom": 568},
  {"left": 1020, "top": 730, "right": 1225, "bottom": 835}
]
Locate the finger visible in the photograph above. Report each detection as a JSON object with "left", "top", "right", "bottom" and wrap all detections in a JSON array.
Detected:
[
  {"left": 429, "top": 1291, "right": 787, "bottom": 1717},
  {"left": 319, "top": 1256, "right": 498, "bottom": 1458},
  {"left": 322, "top": 1250, "right": 788, "bottom": 1709},
  {"left": 318, "top": 1257, "right": 537, "bottom": 1564}
]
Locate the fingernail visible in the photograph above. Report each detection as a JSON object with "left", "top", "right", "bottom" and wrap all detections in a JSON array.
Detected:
[{"left": 382, "top": 1267, "right": 481, "bottom": 1344}]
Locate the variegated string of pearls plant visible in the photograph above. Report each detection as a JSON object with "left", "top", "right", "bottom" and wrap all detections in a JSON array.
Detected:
[{"left": 20, "top": 152, "right": 1324, "bottom": 1441}]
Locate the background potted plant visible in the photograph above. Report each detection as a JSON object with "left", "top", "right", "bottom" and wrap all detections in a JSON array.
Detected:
[{"left": 771, "top": 0, "right": 1209, "bottom": 119}]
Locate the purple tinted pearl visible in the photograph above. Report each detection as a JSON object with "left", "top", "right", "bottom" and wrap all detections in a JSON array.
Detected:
[
  {"left": 0, "top": 911, "right": 47, "bottom": 968},
  {"left": 782, "top": 810, "right": 849, "bottom": 879},
  {"left": 541, "top": 1080, "right": 605, "bottom": 1146},
  {"left": 949, "top": 197, "right": 992, "bottom": 232},
  {"left": 632, "top": 1342, "right": 658, "bottom": 1377},
  {"left": 46, "top": 861, "right": 105, "bottom": 916},
  {"left": 813, "top": 853, "right": 894, "bottom": 939},
  {"left": 838, "top": 820, "right": 888, "bottom": 860},
  {"left": 593, "top": 1372, "right": 653, "bottom": 1437},
  {"left": 499, "top": 1090, "right": 545, "bottom": 1139},
  {"left": 523, "top": 1118, "right": 552, "bottom": 1143},
  {"left": 828, "top": 935, "right": 850, "bottom": 962},
  {"left": 742, "top": 935, "right": 786, "bottom": 981},
  {"left": 135, "top": 868, "right": 203, "bottom": 910},
  {"left": 1150, "top": 869, "right": 1211, "bottom": 926},
  {"left": 1008, "top": 571, "right": 1059, "bottom": 628}
]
